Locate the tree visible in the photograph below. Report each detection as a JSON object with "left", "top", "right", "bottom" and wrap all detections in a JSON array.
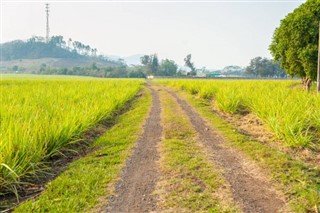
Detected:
[
  {"left": 184, "top": 54, "right": 196, "bottom": 76},
  {"left": 269, "top": 0, "right": 320, "bottom": 90},
  {"left": 49, "top": 36, "right": 65, "bottom": 48},
  {"left": 222, "top": 65, "right": 245, "bottom": 76},
  {"left": 140, "top": 55, "right": 151, "bottom": 74},
  {"left": 89, "top": 62, "right": 99, "bottom": 71},
  {"left": 150, "top": 54, "right": 159, "bottom": 75},
  {"left": 91, "top": 48, "right": 97, "bottom": 57},
  {"left": 140, "top": 54, "right": 159, "bottom": 75},
  {"left": 12, "top": 65, "right": 19, "bottom": 71},
  {"left": 158, "top": 59, "right": 178, "bottom": 76},
  {"left": 245, "top": 57, "right": 286, "bottom": 78},
  {"left": 67, "top": 38, "right": 72, "bottom": 50},
  {"left": 140, "top": 55, "right": 150, "bottom": 65}
]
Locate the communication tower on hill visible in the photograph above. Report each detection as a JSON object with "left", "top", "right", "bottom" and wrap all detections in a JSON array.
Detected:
[{"left": 45, "top": 3, "right": 50, "bottom": 43}]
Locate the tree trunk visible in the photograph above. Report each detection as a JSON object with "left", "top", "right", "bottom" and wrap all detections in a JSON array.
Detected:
[
  {"left": 305, "top": 78, "right": 312, "bottom": 92},
  {"left": 301, "top": 77, "right": 312, "bottom": 91}
]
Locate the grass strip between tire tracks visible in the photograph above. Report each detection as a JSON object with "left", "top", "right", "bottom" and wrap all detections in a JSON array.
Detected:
[
  {"left": 14, "top": 88, "right": 152, "bottom": 213},
  {"left": 175, "top": 88, "right": 320, "bottom": 213},
  {"left": 156, "top": 89, "right": 239, "bottom": 212}
]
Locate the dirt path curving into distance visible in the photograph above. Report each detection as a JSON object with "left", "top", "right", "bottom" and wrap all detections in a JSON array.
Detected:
[
  {"left": 105, "top": 83, "right": 287, "bottom": 213},
  {"left": 105, "top": 86, "right": 162, "bottom": 213},
  {"left": 166, "top": 88, "right": 287, "bottom": 213}
]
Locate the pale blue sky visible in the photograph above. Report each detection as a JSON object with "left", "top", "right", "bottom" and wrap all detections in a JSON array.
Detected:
[{"left": 1, "top": 1, "right": 304, "bottom": 69}]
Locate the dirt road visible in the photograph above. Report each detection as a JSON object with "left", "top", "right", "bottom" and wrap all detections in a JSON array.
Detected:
[
  {"left": 167, "top": 88, "right": 286, "bottom": 212},
  {"left": 105, "top": 87, "right": 162, "bottom": 213},
  {"left": 104, "top": 84, "right": 287, "bottom": 213}
]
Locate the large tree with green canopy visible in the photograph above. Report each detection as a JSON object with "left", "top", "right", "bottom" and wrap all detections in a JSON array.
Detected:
[{"left": 269, "top": 0, "right": 320, "bottom": 90}]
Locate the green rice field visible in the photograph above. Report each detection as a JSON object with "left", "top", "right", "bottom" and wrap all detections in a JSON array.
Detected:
[
  {"left": 156, "top": 79, "right": 320, "bottom": 148},
  {"left": 0, "top": 75, "right": 143, "bottom": 194}
]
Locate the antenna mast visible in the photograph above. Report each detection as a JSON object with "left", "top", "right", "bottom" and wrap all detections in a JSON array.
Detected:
[{"left": 45, "top": 3, "right": 50, "bottom": 43}]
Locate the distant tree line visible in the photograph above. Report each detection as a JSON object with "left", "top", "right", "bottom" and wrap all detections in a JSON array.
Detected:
[
  {"left": 2, "top": 34, "right": 289, "bottom": 79},
  {"left": 35, "top": 55, "right": 183, "bottom": 78},
  {"left": 30, "top": 52, "right": 187, "bottom": 78},
  {"left": 35, "top": 62, "right": 145, "bottom": 78},
  {"left": 245, "top": 57, "right": 286, "bottom": 78},
  {"left": 29, "top": 55, "right": 286, "bottom": 79},
  {"left": 0, "top": 35, "right": 115, "bottom": 64},
  {"left": 0, "top": 35, "right": 187, "bottom": 78},
  {"left": 221, "top": 65, "right": 244, "bottom": 76},
  {"left": 140, "top": 54, "right": 182, "bottom": 76}
]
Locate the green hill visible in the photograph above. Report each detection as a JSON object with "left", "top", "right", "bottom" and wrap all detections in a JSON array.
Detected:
[{"left": 0, "top": 35, "right": 121, "bottom": 72}]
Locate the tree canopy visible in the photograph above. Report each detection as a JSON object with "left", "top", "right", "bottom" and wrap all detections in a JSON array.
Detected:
[
  {"left": 269, "top": 0, "right": 320, "bottom": 84},
  {"left": 184, "top": 54, "right": 196, "bottom": 76},
  {"left": 140, "top": 54, "right": 159, "bottom": 75},
  {"left": 158, "top": 59, "right": 178, "bottom": 76},
  {"left": 245, "top": 57, "right": 286, "bottom": 78}
]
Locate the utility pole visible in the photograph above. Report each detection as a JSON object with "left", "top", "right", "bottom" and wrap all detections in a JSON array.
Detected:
[{"left": 45, "top": 3, "right": 50, "bottom": 43}]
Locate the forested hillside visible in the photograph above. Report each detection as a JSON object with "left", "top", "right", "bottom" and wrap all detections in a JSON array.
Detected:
[{"left": 0, "top": 35, "right": 119, "bottom": 66}]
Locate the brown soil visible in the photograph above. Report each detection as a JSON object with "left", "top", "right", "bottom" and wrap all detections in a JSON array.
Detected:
[
  {"left": 216, "top": 109, "right": 274, "bottom": 143},
  {"left": 166, "top": 88, "right": 287, "bottom": 213},
  {"left": 105, "top": 86, "right": 162, "bottom": 213}
]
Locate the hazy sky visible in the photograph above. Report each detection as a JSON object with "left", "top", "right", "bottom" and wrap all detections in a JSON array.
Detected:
[{"left": 1, "top": 0, "right": 304, "bottom": 69}]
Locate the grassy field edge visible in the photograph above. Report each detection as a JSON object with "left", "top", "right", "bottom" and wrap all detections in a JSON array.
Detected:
[
  {"left": 156, "top": 88, "right": 239, "bottom": 212},
  {"left": 1, "top": 79, "right": 143, "bottom": 195},
  {"left": 172, "top": 87, "right": 320, "bottom": 212},
  {"left": 14, "top": 87, "right": 152, "bottom": 212}
]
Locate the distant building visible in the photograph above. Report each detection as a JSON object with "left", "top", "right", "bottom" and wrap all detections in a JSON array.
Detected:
[{"left": 206, "top": 73, "right": 225, "bottom": 78}]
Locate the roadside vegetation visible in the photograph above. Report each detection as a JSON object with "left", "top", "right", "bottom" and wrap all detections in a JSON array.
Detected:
[
  {"left": 157, "top": 79, "right": 320, "bottom": 149},
  {"left": 13, "top": 88, "right": 151, "bottom": 212},
  {"left": 0, "top": 77, "right": 143, "bottom": 197},
  {"left": 157, "top": 89, "right": 238, "bottom": 212},
  {"left": 157, "top": 80, "right": 320, "bottom": 212}
]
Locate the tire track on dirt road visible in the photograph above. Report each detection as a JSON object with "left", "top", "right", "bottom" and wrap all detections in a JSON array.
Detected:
[
  {"left": 166, "top": 88, "right": 287, "bottom": 213},
  {"left": 105, "top": 86, "right": 162, "bottom": 213}
]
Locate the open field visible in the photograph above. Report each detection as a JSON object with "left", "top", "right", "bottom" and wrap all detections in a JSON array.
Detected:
[
  {"left": 161, "top": 82, "right": 320, "bottom": 212},
  {"left": 14, "top": 86, "right": 152, "bottom": 212},
  {"left": 156, "top": 79, "right": 320, "bottom": 149},
  {"left": 2, "top": 1, "right": 320, "bottom": 212},
  {"left": 0, "top": 73, "right": 96, "bottom": 79},
  {"left": 1, "top": 75, "right": 319, "bottom": 212},
  {"left": 0, "top": 76, "right": 143, "bottom": 197}
]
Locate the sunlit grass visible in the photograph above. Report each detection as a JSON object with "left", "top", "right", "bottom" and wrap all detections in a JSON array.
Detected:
[
  {"left": 0, "top": 73, "right": 95, "bottom": 79},
  {"left": 14, "top": 88, "right": 151, "bottom": 212},
  {"left": 0, "top": 78, "right": 144, "bottom": 194},
  {"left": 156, "top": 79, "right": 320, "bottom": 148},
  {"left": 177, "top": 89, "right": 320, "bottom": 212}
]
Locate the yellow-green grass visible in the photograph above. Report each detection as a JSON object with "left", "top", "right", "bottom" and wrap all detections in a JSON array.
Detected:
[
  {"left": 156, "top": 79, "right": 320, "bottom": 149},
  {"left": 163, "top": 86, "right": 320, "bottom": 212},
  {"left": 0, "top": 78, "right": 144, "bottom": 195},
  {"left": 13, "top": 87, "right": 151, "bottom": 212},
  {"left": 0, "top": 73, "right": 96, "bottom": 79},
  {"left": 157, "top": 90, "right": 238, "bottom": 212}
]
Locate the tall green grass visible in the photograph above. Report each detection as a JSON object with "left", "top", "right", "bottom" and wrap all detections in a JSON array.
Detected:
[
  {"left": 0, "top": 78, "right": 143, "bottom": 194},
  {"left": 156, "top": 79, "right": 320, "bottom": 148}
]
